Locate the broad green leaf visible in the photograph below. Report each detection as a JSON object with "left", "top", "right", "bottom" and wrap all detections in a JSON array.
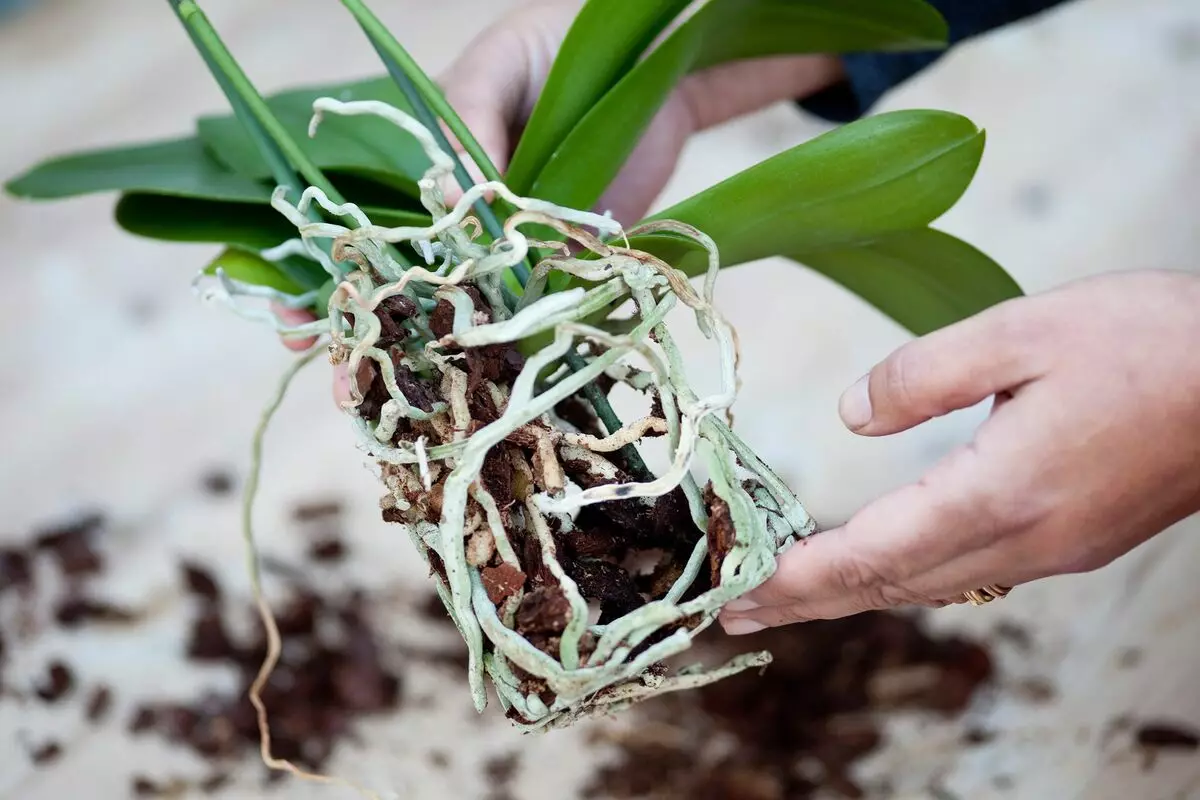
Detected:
[
  {"left": 633, "top": 110, "right": 986, "bottom": 275},
  {"left": 326, "top": 169, "right": 429, "bottom": 211},
  {"left": 114, "top": 192, "right": 430, "bottom": 288},
  {"left": 790, "top": 228, "right": 1023, "bottom": 335},
  {"left": 202, "top": 246, "right": 306, "bottom": 294},
  {"left": 115, "top": 192, "right": 300, "bottom": 250},
  {"left": 505, "top": 0, "right": 694, "bottom": 193},
  {"left": 4, "top": 136, "right": 270, "bottom": 203},
  {"left": 691, "top": 0, "right": 947, "bottom": 70},
  {"left": 197, "top": 77, "right": 429, "bottom": 195},
  {"left": 115, "top": 193, "right": 329, "bottom": 291},
  {"left": 531, "top": 0, "right": 947, "bottom": 212}
]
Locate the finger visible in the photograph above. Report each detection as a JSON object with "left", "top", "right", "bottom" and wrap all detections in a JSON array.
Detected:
[
  {"left": 273, "top": 304, "right": 318, "bottom": 352},
  {"left": 437, "top": 26, "right": 529, "bottom": 205},
  {"left": 333, "top": 358, "right": 375, "bottom": 409},
  {"left": 730, "top": 534, "right": 1044, "bottom": 635},
  {"left": 839, "top": 297, "right": 1048, "bottom": 437},
  {"left": 720, "top": 433, "right": 1015, "bottom": 630},
  {"left": 332, "top": 362, "right": 351, "bottom": 407},
  {"left": 595, "top": 92, "right": 693, "bottom": 225}
]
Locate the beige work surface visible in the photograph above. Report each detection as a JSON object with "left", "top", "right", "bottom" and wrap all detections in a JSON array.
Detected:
[{"left": 2, "top": 0, "right": 1199, "bottom": 797}]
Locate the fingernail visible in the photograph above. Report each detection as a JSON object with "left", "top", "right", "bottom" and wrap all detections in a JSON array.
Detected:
[
  {"left": 724, "top": 598, "right": 760, "bottom": 613},
  {"left": 722, "top": 618, "right": 767, "bottom": 636},
  {"left": 839, "top": 375, "right": 873, "bottom": 431}
]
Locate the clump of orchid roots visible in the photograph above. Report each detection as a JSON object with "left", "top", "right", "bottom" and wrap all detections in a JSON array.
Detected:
[{"left": 200, "top": 97, "right": 817, "bottom": 732}]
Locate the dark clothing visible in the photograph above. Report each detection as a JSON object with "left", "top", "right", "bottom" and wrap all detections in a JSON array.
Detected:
[{"left": 800, "top": 0, "right": 1072, "bottom": 122}]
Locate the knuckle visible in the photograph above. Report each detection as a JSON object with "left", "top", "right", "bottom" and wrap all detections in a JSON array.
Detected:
[
  {"left": 828, "top": 549, "right": 889, "bottom": 597},
  {"left": 992, "top": 298, "right": 1048, "bottom": 344},
  {"left": 770, "top": 603, "right": 818, "bottom": 626},
  {"left": 878, "top": 583, "right": 944, "bottom": 610},
  {"left": 749, "top": 579, "right": 796, "bottom": 608},
  {"left": 826, "top": 552, "right": 905, "bottom": 613},
  {"left": 879, "top": 347, "right": 923, "bottom": 411}
]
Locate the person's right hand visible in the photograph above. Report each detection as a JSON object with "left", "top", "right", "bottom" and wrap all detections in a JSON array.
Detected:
[{"left": 439, "top": 0, "right": 843, "bottom": 225}]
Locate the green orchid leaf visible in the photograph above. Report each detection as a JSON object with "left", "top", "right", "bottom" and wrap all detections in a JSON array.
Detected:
[
  {"left": 115, "top": 192, "right": 328, "bottom": 289},
  {"left": 114, "top": 192, "right": 429, "bottom": 287},
  {"left": 4, "top": 136, "right": 270, "bottom": 203},
  {"left": 791, "top": 228, "right": 1023, "bottom": 335},
  {"left": 116, "top": 192, "right": 299, "bottom": 249},
  {"left": 691, "top": 0, "right": 947, "bottom": 71},
  {"left": 202, "top": 246, "right": 307, "bottom": 295},
  {"left": 196, "top": 76, "right": 429, "bottom": 195},
  {"left": 114, "top": 192, "right": 430, "bottom": 246},
  {"left": 504, "top": 0, "right": 694, "bottom": 192},
  {"left": 531, "top": 0, "right": 948, "bottom": 212},
  {"left": 634, "top": 110, "right": 987, "bottom": 274}
]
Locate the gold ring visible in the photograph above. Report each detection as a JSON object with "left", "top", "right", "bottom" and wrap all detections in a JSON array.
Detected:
[{"left": 962, "top": 585, "right": 1011, "bottom": 606}]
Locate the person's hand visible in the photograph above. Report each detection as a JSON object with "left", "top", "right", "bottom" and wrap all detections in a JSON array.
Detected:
[
  {"left": 274, "top": 306, "right": 355, "bottom": 405},
  {"left": 720, "top": 270, "right": 1200, "bottom": 635},
  {"left": 438, "top": 0, "right": 843, "bottom": 224}
]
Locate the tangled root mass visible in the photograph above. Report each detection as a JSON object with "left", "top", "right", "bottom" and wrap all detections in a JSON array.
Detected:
[{"left": 202, "top": 97, "right": 817, "bottom": 730}]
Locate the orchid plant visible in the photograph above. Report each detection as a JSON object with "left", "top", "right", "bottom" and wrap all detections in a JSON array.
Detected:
[{"left": 6, "top": 0, "right": 1020, "bottom": 748}]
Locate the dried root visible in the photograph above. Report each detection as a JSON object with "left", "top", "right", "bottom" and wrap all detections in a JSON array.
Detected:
[{"left": 207, "top": 97, "right": 817, "bottom": 734}]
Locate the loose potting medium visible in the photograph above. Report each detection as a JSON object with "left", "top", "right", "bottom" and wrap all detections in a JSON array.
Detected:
[{"left": 205, "top": 98, "right": 818, "bottom": 730}]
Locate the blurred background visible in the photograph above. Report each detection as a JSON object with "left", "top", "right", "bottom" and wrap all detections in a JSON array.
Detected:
[{"left": 1, "top": 0, "right": 1199, "bottom": 797}]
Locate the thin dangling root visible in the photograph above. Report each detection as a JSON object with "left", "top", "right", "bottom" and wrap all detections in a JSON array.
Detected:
[
  {"left": 200, "top": 93, "right": 819, "bottom": 736},
  {"left": 240, "top": 349, "right": 385, "bottom": 797}
]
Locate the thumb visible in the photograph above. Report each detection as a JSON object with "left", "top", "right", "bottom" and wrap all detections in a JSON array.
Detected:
[{"left": 840, "top": 298, "right": 1046, "bottom": 436}]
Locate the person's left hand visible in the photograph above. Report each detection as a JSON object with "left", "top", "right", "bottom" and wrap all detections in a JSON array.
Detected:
[{"left": 720, "top": 269, "right": 1200, "bottom": 635}]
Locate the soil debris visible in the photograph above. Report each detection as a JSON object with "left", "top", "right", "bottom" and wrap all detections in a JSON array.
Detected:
[
  {"left": 130, "top": 775, "right": 187, "bottom": 797},
  {"left": 34, "top": 512, "right": 105, "bottom": 578},
  {"left": 1011, "top": 676, "right": 1057, "bottom": 706},
  {"left": 181, "top": 561, "right": 222, "bottom": 603},
  {"left": 307, "top": 537, "right": 347, "bottom": 563},
  {"left": 704, "top": 487, "right": 736, "bottom": 587},
  {"left": 992, "top": 619, "right": 1034, "bottom": 653},
  {"left": 515, "top": 587, "right": 571, "bottom": 636},
  {"left": 483, "top": 751, "right": 521, "bottom": 800},
  {"left": 962, "top": 727, "right": 996, "bottom": 746},
  {"left": 200, "top": 469, "right": 236, "bottom": 497},
  {"left": 0, "top": 547, "right": 33, "bottom": 593},
  {"left": 34, "top": 659, "right": 75, "bottom": 703},
  {"left": 128, "top": 556, "right": 402, "bottom": 781},
  {"left": 129, "top": 705, "right": 158, "bottom": 734},
  {"left": 199, "top": 773, "right": 231, "bottom": 794},
  {"left": 291, "top": 500, "right": 344, "bottom": 522},
  {"left": 583, "top": 612, "right": 994, "bottom": 799},
  {"left": 85, "top": 684, "right": 114, "bottom": 723},
  {"left": 481, "top": 563, "right": 526, "bottom": 605},
  {"left": 29, "top": 739, "right": 63, "bottom": 765},
  {"left": 54, "top": 594, "right": 139, "bottom": 627},
  {"left": 1135, "top": 722, "right": 1200, "bottom": 751},
  {"left": 185, "top": 607, "right": 238, "bottom": 661}
]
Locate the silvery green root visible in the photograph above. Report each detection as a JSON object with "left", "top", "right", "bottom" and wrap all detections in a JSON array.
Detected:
[{"left": 200, "top": 97, "right": 817, "bottom": 732}]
